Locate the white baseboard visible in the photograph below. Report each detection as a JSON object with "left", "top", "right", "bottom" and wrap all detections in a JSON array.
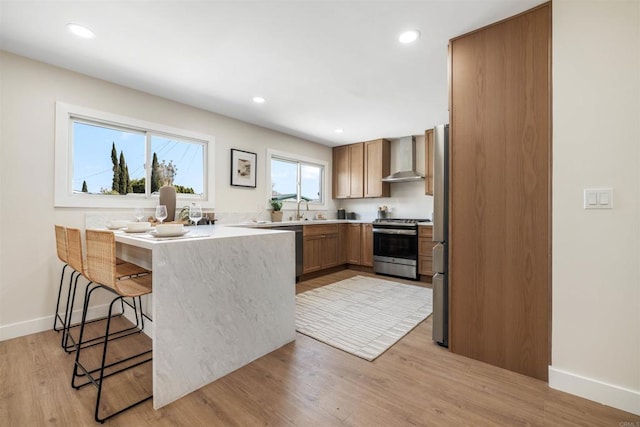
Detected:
[
  {"left": 549, "top": 366, "right": 640, "bottom": 416},
  {"left": 0, "top": 303, "right": 153, "bottom": 341}
]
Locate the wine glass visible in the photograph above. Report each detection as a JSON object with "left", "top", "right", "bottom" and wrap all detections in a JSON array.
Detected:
[
  {"left": 155, "top": 205, "right": 168, "bottom": 224},
  {"left": 189, "top": 203, "right": 203, "bottom": 227},
  {"left": 134, "top": 207, "right": 145, "bottom": 222}
]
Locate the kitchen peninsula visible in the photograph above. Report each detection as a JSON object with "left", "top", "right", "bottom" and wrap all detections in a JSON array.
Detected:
[{"left": 115, "top": 225, "right": 296, "bottom": 408}]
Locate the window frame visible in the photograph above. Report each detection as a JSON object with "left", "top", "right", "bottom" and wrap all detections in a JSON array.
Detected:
[
  {"left": 266, "top": 149, "right": 328, "bottom": 210},
  {"left": 54, "top": 102, "right": 215, "bottom": 208}
]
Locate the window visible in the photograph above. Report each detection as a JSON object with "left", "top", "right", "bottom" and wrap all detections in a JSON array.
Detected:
[
  {"left": 55, "top": 102, "right": 214, "bottom": 208},
  {"left": 268, "top": 150, "right": 326, "bottom": 206}
]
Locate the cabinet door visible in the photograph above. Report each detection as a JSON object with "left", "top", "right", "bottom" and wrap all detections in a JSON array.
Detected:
[
  {"left": 360, "top": 224, "right": 373, "bottom": 267},
  {"left": 322, "top": 234, "right": 339, "bottom": 268},
  {"left": 418, "top": 237, "right": 435, "bottom": 276},
  {"left": 303, "top": 235, "right": 323, "bottom": 273},
  {"left": 348, "top": 143, "right": 364, "bottom": 198},
  {"left": 449, "top": 4, "right": 550, "bottom": 381},
  {"left": 347, "top": 223, "right": 362, "bottom": 265},
  {"left": 425, "top": 129, "right": 434, "bottom": 195},
  {"left": 333, "top": 145, "right": 350, "bottom": 199},
  {"left": 338, "top": 223, "right": 348, "bottom": 264},
  {"left": 364, "top": 139, "right": 390, "bottom": 198}
]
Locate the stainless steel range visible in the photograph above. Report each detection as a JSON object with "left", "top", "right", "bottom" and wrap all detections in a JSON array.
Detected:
[{"left": 372, "top": 218, "right": 430, "bottom": 280}]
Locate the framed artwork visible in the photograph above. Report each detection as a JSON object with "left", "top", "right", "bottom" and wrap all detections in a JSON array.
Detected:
[{"left": 230, "top": 149, "right": 257, "bottom": 188}]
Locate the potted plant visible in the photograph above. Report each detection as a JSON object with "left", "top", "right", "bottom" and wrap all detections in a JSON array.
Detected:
[{"left": 270, "top": 199, "right": 283, "bottom": 222}]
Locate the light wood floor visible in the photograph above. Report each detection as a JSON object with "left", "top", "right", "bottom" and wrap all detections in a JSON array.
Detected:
[{"left": 1, "top": 269, "right": 638, "bottom": 426}]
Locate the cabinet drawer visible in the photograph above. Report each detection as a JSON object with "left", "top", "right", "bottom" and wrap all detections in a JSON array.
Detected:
[
  {"left": 303, "top": 224, "right": 339, "bottom": 237},
  {"left": 419, "top": 238, "right": 435, "bottom": 255},
  {"left": 418, "top": 226, "right": 433, "bottom": 238}
]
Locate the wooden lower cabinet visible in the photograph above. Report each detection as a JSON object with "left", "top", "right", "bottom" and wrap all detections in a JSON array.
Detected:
[
  {"left": 418, "top": 226, "right": 434, "bottom": 276},
  {"left": 338, "top": 223, "right": 348, "bottom": 264},
  {"left": 361, "top": 223, "right": 373, "bottom": 267},
  {"left": 303, "top": 234, "right": 323, "bottom": 273},
  {"left": 303, "top": 224, "right": 339, "bottom": 274},
  {"left": 303, "top": 223, "right": 374, "bottom": 274},
  {"left": 346, "top": 223, "right": 362, "bottom": 265}
]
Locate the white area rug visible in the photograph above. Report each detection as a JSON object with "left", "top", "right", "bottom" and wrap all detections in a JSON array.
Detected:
[{"left": 295, "top": 276, "right": 433, "bottom": 361}]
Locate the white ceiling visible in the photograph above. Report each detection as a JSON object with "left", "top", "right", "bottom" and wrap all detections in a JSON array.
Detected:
[{"left": 0, "top": 0, "right": 543, "bottom": 146}]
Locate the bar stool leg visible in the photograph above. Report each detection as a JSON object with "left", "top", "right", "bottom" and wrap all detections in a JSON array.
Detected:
[{"left": 54, "top": 266, "right": 77, "bottom": 332}]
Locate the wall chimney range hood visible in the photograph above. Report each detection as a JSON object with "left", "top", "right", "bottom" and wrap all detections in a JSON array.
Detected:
[{"left": 382, "top": 136, "right": 425, "bottom": 183}]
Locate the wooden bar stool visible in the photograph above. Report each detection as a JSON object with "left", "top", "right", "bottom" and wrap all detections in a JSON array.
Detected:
[
  {"left": 61, "top": 227, "right": 150, "bottom": 353},
  {"left": 54, "top": 225, "right": 77, "bottom": 333},
  {"left": 72, "top": 229, "right": 153, "bottom": 423}
]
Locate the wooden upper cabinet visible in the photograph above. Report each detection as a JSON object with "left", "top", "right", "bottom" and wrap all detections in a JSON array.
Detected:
[
  {"left": 348, "top": 143, "right": 364, "bottom": 198},
  {"left": 364, "top": 139, "right": 390, "bottom": 198},
  {"left": 424, "top": 129, "right": 434, "bottom": 195},
  {"left": 332, "top": 145, "right": 350, "bottom": 199},
  {"left": 332, "top": 143, "right": 363, "bottom": 199},
  {"left": 333, "top": 139, "right": 390, "bottom": 199}
]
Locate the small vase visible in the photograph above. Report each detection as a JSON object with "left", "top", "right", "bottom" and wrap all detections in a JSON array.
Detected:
[
  {"left": 159, "top": 185, "right": 177, "bottom": 222},
  {"left": 271, "top": 211, "right": 283, "bottom": 222}
]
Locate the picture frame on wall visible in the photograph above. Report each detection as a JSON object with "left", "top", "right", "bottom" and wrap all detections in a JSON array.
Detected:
[{"left": 230, "top": 149, "right": 257, "bottom": 188}]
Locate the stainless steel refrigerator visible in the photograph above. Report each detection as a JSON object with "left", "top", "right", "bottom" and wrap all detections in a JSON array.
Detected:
[{"left": 432, "top": 124, "right": 449, "bottom": 347}]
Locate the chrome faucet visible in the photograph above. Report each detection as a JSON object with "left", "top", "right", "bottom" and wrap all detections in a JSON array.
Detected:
[{"left": 296, "top": 199, "right": 309, "bottom": 220}]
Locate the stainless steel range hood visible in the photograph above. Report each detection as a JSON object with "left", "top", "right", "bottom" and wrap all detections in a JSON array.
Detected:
[{"left": 382, "top": 136, "right": 425, "bottom": 183}]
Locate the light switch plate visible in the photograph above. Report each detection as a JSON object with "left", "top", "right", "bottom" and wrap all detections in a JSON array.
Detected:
[{"left": 584, "top": 188, "right": 613, "bottom": 209}]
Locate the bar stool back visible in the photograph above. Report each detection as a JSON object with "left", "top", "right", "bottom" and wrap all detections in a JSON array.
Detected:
[{"left": 53, "top": 225, "right": 74, "bottom": 332}]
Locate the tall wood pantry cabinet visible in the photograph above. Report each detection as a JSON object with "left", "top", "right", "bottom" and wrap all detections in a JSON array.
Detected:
[{"left": 448, "top": 3, "right": 551, "bottom": 381}]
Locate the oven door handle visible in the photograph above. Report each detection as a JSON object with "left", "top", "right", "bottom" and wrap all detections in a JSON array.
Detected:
[{"left": 372, "top": 228, "right": 417, "bottom": 236}]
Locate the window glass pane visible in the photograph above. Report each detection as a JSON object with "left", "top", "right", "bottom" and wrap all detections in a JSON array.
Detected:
[
  {"left": 72, "top": 121, "right": 145, "bottom": 195},
  {"left": 151, "top": 135, "right": 204, "bottom": 195},
  {"left": 271, "top": 158, "right": 297, "bottom": 199},
  {"left": 300, "top": 163, "right": 322, "bottom": 202}
]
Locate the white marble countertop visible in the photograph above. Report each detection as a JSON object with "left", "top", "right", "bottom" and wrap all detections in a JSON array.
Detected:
[{"left": 113, "top": 224, "right": 289, "bottom": 249}]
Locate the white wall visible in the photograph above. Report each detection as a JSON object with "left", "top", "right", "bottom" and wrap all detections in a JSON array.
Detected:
[
  {"left": 0, "top": 51, "right": 336, "bottom": 339},
  {"left": 551, "top": 0, "right": 640, "bottom": 415}
]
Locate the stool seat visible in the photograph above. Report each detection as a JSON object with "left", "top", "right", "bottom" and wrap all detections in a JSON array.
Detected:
[{"left": 116, "top": 274, "right": 152, "bottom": 298}]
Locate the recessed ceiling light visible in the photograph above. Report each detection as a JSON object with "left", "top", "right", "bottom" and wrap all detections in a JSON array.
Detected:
[
  {"left": 66, "top": 23, "right": 95, "bottom": 39},
  {"left": 335, "top": 128, "right": 344, "bottom": 134},
  {"left": 398, "top": 30, "right": 420, "bottom": 44},
  {"left": 252, "top": 96, "right": 265, "bottom": 104}
]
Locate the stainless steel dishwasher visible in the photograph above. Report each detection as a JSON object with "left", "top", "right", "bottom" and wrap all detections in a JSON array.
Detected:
[{"left": 268, "top": 225, "right": 303, "bottom": 278}]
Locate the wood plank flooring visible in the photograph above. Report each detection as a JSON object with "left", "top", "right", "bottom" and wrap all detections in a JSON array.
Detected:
[{"left": 1, "top": 269, "right": 638, "bottom": 426}]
